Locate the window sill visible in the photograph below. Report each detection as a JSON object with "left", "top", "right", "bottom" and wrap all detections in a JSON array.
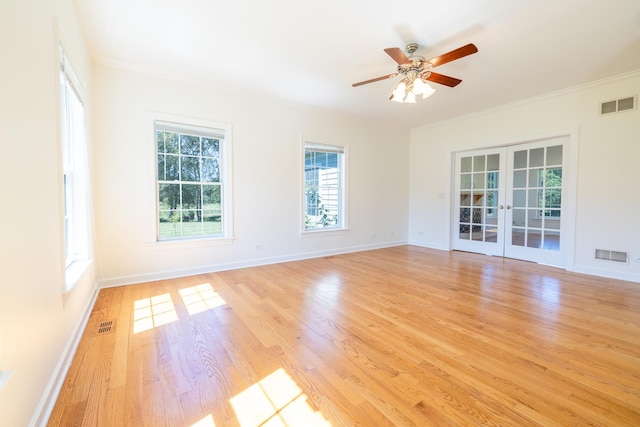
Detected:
[
  {"left": 300, "top": 228, "right": 349, "bottom": 238},
  {"left": 0, "top": 370, "right": 14, "bottom": 391},
  {"left": 147, "top": 236, "right": 234, "bottom": 251},
  {"left": 64, "top": 259, "right": 93, "bottom": 294}
]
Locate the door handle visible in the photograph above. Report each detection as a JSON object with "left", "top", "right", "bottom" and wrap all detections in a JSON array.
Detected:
[
  {"left": 499, "top": 205, "right": 504, "bottom": 209},
  {"left": 506, "top": 205, "right": 512, "bottom": 209}
]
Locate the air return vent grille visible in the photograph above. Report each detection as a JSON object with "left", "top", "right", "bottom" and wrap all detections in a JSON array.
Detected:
[
  {"left": 594, "top": 249, "right": 628, "bottom": 263},
  {"left": 600, "top": 96, "right": 636, "bottom": 115}
]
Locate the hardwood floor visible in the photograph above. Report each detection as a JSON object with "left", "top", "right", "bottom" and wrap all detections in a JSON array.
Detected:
[{"left": 48, "top": 246, "right": 640, "bottom": 426}]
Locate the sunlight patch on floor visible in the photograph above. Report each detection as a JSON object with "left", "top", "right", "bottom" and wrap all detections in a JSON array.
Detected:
[
  {"left": 179, "top": 283, "right": 226, "bottom": 315},
  {"left": 133, "top": 293, "right": 179, "bottom": 333},
  {"left": 230, "top": 368, "right": 331, "bottom": 427},
  {"left": 191, "top": 414, "right": 216, "bottom": 427}
]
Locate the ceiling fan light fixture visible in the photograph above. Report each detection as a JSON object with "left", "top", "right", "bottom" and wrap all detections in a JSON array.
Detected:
[
  {"left": 414, "top": 79, "right": 436, "bottom": 99},
  {"left": 354, "top": 42, "right": 477, "bottom": 102},
  {"left": 390, "top": 79, "right": 407, "bottom": 102},
  {"left": 389, "top": 75, "right": 435, "bottom": 103},
  {"left": 404, "top": 91, "right": 416, "bottom": 103}
]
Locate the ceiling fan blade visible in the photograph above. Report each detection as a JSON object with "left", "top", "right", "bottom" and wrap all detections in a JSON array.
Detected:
[
  {"left": 384, "top": 47, "right": 410, "bottom": 65},
  {"left": 425, "top": 72, "right": 462, "bottom": 87},
  {"left": 352, "top": 73, "right": 399, "bottom": 87},
  {"left": 427, "top": 43, "right": 478, "bottom": 67}
]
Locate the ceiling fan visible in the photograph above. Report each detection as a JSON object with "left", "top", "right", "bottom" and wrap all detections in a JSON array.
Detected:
[{"left": 352, "top": 43, "right": 478, "bottom": 103}]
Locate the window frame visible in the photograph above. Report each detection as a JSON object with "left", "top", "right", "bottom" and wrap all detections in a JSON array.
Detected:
[
  {"left": 151, "top": 114, "right": 233, "bottom": 244},
  {"left": 59, "top": 44, "right": 92, "bottom": 292},
  {"left": 301, "top": 140, "right": 348, "bottom": 235}
]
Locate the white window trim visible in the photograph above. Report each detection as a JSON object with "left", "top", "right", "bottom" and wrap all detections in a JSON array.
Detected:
[
  {"left": 300, "top": 138, "right": 348, "bottom": 235},
  {"left": 59, "top": 42, "right": 92, "bottom": 294},
  {"left": 145, "top": 112, "right": 234, "bottom": 246}
]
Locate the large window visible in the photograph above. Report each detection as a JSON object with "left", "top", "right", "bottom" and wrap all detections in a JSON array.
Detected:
[
  {"left": 60, "top": 45, "right": 91, "bottom": 289},
  {"left": 156, "top": 121, "right": 227, "bottom": 240},
  {"left": 303, "top": 142, "right": 346, "bottom": 231}
]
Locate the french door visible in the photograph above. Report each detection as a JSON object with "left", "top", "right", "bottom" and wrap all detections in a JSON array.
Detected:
[{"left": 452, "top": 137, "right": 567, "bottom": 266}]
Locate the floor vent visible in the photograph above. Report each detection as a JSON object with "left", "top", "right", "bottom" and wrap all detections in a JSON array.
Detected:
[
  {"left": 600, "top": 96, "right": 636, "bottom": 115},
  {"left": 594, "top": 249, "right": 628, "bottom": 263},
  {"left": 96, "top": 320, "right": 115, "bottom": 335}
]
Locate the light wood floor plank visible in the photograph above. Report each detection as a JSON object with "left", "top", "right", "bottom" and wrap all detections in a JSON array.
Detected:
[{"left": 48, "top": 246, "right": 640, "bottom": 426}]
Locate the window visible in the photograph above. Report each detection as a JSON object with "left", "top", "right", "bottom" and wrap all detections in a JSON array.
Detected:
[
  {"left": 303, "top": 142, "right": 346, "bottom": 231},
  {"left": 60, "top": 45, "right": 91, "bottom": 289},
  {"left": 156, "top": 121, "right": 229, "bottom": 240}
]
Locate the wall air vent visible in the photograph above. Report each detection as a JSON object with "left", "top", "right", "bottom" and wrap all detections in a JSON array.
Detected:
[
  {"left": 594, "top": 249, "right": 629, "bottom": 263},
  {"left": 600, "top": 96, "right": 637, "bottom": 115}
]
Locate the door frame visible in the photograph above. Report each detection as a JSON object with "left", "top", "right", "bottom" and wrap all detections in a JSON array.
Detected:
[{"left": 447, "top": 130, "right": 579, "bottom": 269}]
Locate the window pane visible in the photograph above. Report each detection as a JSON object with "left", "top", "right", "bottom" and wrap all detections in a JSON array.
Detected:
[
  {"left": 157, "top": 155, "right": 165, "bottom": 180},
  {"left": 486, "top": 190, "right": 498, "bottom": 209},
  {"left": 545, "top": 189, "right": 562, "bottom": 209},
  {"left": 546, "top": 145, "right": 562, "bottom": 166},
  {"left": 202, "top": 157, "right": 220, "bottom": 182},
  {"left": 460, "top": 174, "right": 471, "bottom": 189},
  {"left": 159, "top": 184, "right": 180, "bottom": 210},
  {"left": 486, "top": 171, "right": 499, "bottom": 189},
  {"left": 181, "top": 156, "right": 200, "bottom": 181},
  {"left": 165, "top": 155, "right": 179, "bottom": 181},
  {"left": 527, "top": 209, "right": 541, "bottom": 228},
  {"left": 159, "top": 212, "right": 181, "bottom": 239},
  {"left": 472, "top": 208, "right": 482, "bottom": 224},
  {"left": 459, "top": 224, "right": 470, "bottom": 239},
  {"left": 472, "top": 225, "right": 484, "bottom": 241},
  {"left": 529, "top": 148, "right": 544, "bottom": 167},
  {"left": 512, "top": 209, "right": 525, "bottom": 226},
  {"left": 529, "top": 169, "right": 542, "bottom": 188},
  {"left": 473, "top": 173, "right": 485, "bottom": 189},
  {"left": 180, "top": 134, "right": 200, "bottom": 156},
  {"left": 514, "top": 150, "right": 527, "bottom": 169},
  {"left": 545, "top": 215, "right": 561, "bottom": 230},
  {"left": 544, "top": 230, "right": 560, "bottom": 251},
  {"left": 487, "top": 154, "right": 499, "bottom": 171},
  {"left": 473, "top": 156, "right": 485, "bottom": 172},
  {"left": 513, "top": 170, "right": 526, "bottom": 188},
  {"left": 202, "top": 185, "right": 221, "bottom": 208},
  {"left": 512, "top": 228, "right": 525, "bottom": 247},
  {"left": 460, "top": 192, "right": 471, "bottom": 206},
  {"left": 545, "top": 168, "right": 562, "bottom": 188},
  {"left": 460, "top": 208, "right": 470, "bottom": 223},
  {"left": 461, "top": 157, "right": 472, "bottom": 173},
  {"left": 513, "top": 190, "right": 526, "bottom": 208},
  {"left": 202, "top": 138, "right": 219, "bottom": 157},
  {"left": 203, "top": 210, "right": 222, "bottom": 235},
  {"left": 527, "top": 230, "right": 542, "bottom": 248},
  {"left": 528, "top": 189, "right": 541, "bottom": 208},
  {"left": 181, "top": 184, "right": 200, "bottom": 209},
  {"left": 157, "top": 131, "right": 178, "bottom": 154}
]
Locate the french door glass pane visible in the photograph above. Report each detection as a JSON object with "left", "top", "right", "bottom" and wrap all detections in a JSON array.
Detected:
[
  {"left": 461, "top": 157, "right": 472, "bottom": 172},
  {"left": 511, "top": 145, "right": 562, "bottom": 251},
  {"left": 458, "top": 153, "right": 500, "bottom": 243},
  {"left": 546, "top": 145, "right": 563, "bottom": 165}
]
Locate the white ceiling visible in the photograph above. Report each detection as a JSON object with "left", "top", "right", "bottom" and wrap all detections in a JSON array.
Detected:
[{"left": 74, "top": 0, "right": 640, "bottom": 128}]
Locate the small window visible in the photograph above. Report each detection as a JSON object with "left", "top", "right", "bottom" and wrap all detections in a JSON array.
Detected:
[
  {"left": 60, "top": 45, "right": 91, "bottom": 290},
  {"left": 303, "top": 142, "right": 346, "bottom": 231},
  {"left": 156, "top": 121, "right": 229, "bottom": 240}
]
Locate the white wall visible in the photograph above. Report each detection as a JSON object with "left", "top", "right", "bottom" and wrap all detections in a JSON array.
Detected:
[
  {"left": 0, "top": 0, "right": 97, "bottom": 426},
  {"left": 409, "top": 71, "right": 640, "bottom": 282},
  {"left": 93, "top": 64, "right": 410, "bottom": 286}
]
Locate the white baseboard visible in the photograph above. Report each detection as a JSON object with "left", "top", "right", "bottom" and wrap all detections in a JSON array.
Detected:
[
  {"left": 407, "top": 240, "right": 450, "bottom": 251},
  {"left": 30, "top": 286, "right": 99, "bottom": 427},
  {"left": 98, "top": 240, "right": 408, "bottom": 288},
  {"left": 569, "top": 264, "right": 640, "bottom": 283}
]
